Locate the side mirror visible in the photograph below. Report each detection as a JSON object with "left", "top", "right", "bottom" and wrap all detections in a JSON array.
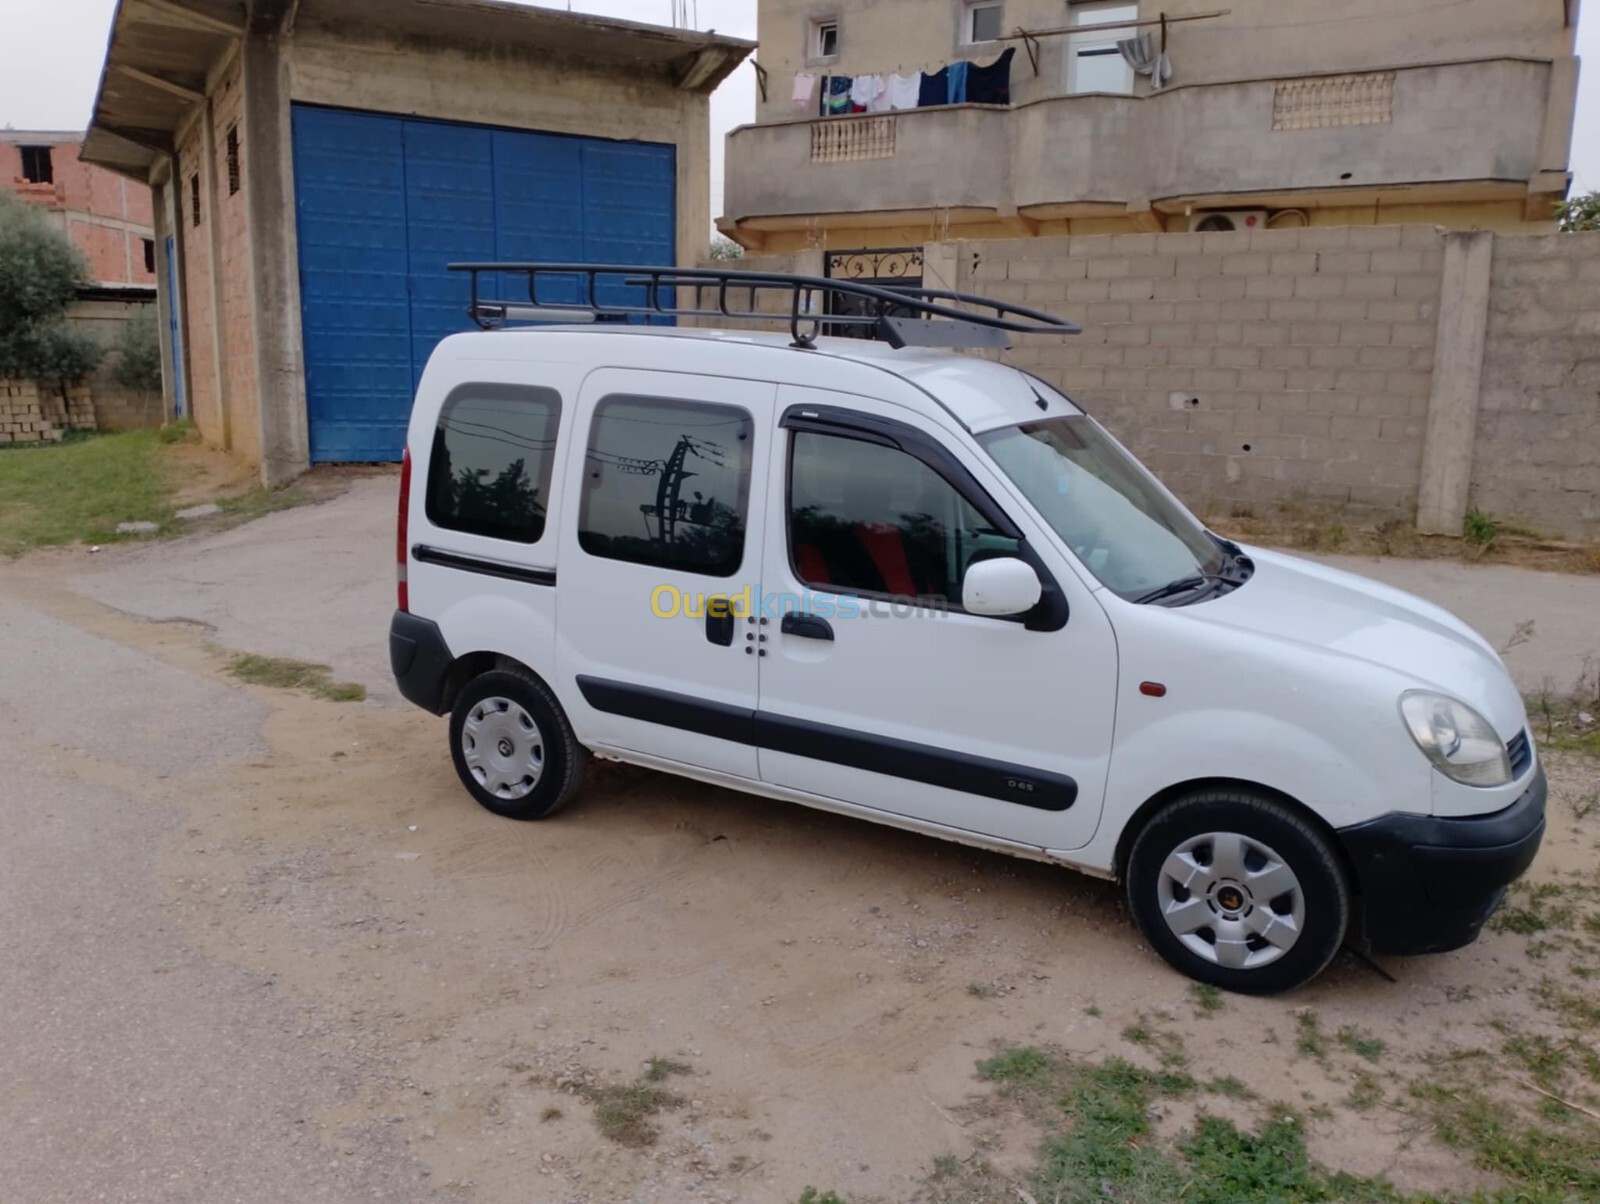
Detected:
[{"left": 962, "top": 557, "right": 1043, "bottom": 617}]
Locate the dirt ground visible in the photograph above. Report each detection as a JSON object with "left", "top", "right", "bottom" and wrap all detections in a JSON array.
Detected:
[{"left": 3, "top": 482, "right": 1599, "bottom": 1202}]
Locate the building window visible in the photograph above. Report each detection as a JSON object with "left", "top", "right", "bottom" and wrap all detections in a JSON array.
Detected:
[
  {"left": 1066, "top": 2, "right": 1138, "bottom": 95},
  {"left": 811, "top": 17, "right": 840, "bottom": 61},
  {"left": 426, "top": 385, "right": 562, "bottom": 544},
  {"left": 190, "top": 174, "right": 201, "bottom": 226},
  {"left": 225, "top": 125, "right": 241, "bottom": 195},
  {"left": 143, "top": 239, "right": 156, "bottom": 273},
  {"left": 963, "top": 1, "right": 1003, "bottom": 45},
  {"left": 578, "top": 396, "right": 753, "bottom": 577},
  {"left": 20, "top": 145, "right": 53, "bottom": 185},
  {"left": 788, "top": 431, "right": 1002, "bottom": 602}
]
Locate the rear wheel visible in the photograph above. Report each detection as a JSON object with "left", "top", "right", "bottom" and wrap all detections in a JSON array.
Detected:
[
  {"left": 448, "top": 669, "right": 585, "bottom": 820},
  {"left": 1126, "top": 789, "right": 1349, "bottom": 995}
]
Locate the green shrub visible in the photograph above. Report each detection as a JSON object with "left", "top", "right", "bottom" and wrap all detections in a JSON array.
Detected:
[
  {"left": 0, "top": 193, "right": 103, "bottom": 382},
  {"left": 111, "top": 307, "right": 163, "bottom": 393}
]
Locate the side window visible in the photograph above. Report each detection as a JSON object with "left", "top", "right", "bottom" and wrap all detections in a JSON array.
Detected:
[
  {"left": 425, "top": 384, "right": 561, "bottom": 543},
  {"left": 788, "top": 430, "right": 1015, "bottom": 602},
  {"left": 578, "top": 396, "right": 753, "bottom": 577}
]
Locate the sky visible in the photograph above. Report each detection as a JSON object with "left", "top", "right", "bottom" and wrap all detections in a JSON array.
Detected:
[{"left": 1, "top": 0, "right": 1596, "bottom": 220}]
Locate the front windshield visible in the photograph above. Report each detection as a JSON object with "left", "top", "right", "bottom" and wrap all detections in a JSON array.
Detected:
[{"left": 978, "top": 415, "right": 1226, "bottom": 599}]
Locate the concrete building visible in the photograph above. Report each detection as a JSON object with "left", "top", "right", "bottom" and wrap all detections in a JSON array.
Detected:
[
  {"left": 2, "top": 131, "right": 157, "bottom": 287},
  {"left": 722, "top": 0, "right": 1582, "bottom": 254},
  {"left": 80, "top": 0, "right": 752, "bottom": 480}
]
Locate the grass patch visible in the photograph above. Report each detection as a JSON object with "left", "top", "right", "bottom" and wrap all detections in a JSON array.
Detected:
[
  {"left": 1189, "top": 982, "right": 1225, "bottom": 1015},
  {"left": 1337, "top": 1026, "right": 1387, "bottom": 1063},
  {"left": 1296, "top": 1012, "right": 1327, "bottom": 1059},
  {"left": 957, "top": 1046, "right": 1407, "bottom": 1204},
  {"left": 228, "top": 653, "right": 366, "bottom": 702},
  {"left": 540, "top": 1106, "right": 562, "bottom": 1122},
  {"left": 580, "top": 1058, "right": 691, "bottom": 1148},
  {"left": 0, "top": 427, "right": 178, "bottom": 555},
  {"left": 796, "top": 1190, "right": 849, "bottom": 1204},
  {"left": 1410, "top": 1075, "right": 1600, "bottom": 1198},
  {"left": 1345, "top": 1070, "right": 1383, "bottom": 1111}
]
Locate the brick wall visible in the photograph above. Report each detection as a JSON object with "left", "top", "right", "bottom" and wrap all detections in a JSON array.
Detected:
[
  {"left": 1474, "top": 234, "right": 1600, "bottom": 537},
  {"left": 3, "top": 137, "right": 157, "bottom": 286},
  {"left": 211, "top": 58, "right": 260, "bottom": 466},
  {"left": 176, "top": 120, "right": 218, "bottom": 444},
  {"left": 959, "top": 226, "right": 1446, "bottom": 521}
]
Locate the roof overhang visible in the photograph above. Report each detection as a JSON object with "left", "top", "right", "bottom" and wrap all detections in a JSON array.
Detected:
[{"left": 83, "top": 0, "right": 754, "bottom": 181}]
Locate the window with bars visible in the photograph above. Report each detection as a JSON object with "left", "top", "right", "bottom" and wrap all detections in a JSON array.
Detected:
[
  {"left": 190, "top": 174, "right": 201, "bottom": 226},
  {"left": 226, "top": 125, "right": 241, "bottom": 195}
]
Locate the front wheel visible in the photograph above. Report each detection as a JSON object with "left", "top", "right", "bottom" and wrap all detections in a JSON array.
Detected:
[
  {"left": 448, "top": 669, "right": 585, "bottom": 820},
  {"left": 1126, "top": 789, "right": 1350, "bottom": 995}
]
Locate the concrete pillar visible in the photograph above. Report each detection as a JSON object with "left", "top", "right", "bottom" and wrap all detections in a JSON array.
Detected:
[
  {"left": 150, "top": 171, "right": 178, "bottom": 421},
  {"left": 242, "top": 36, "right": 310, "bottom": 485},
  {"left": 1416, "top": 231, "right": 1494, "bottom": 536},
  {"left": 201, "top": 92, "right": 232, "bottom": 451},
  {"left": 920, "top": 241, "right": 961, "bottom": 296}
]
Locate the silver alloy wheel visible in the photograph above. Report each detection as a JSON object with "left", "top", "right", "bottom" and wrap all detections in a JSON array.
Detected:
[
  {"left": 1156, "top": 831, "right": 1305, "bottom": 970},
  {"left": 461, "top": 696, "right": 545, "bottom": 801}
]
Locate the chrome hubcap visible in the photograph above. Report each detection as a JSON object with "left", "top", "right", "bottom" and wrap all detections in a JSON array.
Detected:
[
  {"left": 1157, "top": 831, "right": 1305, "bottom": 970},
  {"left": 461, "top": 696, "right": 545, "bottom": 801}
]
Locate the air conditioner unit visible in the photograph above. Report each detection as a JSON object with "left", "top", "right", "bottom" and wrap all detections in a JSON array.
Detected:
[{"left": 1188, "top": 209, "right": 1271, "bottom": 233}]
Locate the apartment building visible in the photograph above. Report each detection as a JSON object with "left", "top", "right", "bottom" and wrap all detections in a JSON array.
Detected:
[{"left": 721, "top": 0, "right": 1582, "bottom": 252}]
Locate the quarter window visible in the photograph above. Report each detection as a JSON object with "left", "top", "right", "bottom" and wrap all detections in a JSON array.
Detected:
[
  {"left": 425, "top": 384, "right": 561, "bottom": 543},
  {"left": 788, "top": 431, "right": 1013, "bottom": 601},
  {"left": 812, "top": 17, "right": 840, "bottom": 59},
  {"left": 578, "top": 396, "right": 753, "bottom": 577}
]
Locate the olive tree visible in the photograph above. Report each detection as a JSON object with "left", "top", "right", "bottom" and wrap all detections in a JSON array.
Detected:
[
  {"left": 1554, "top": 191, "right": 1600, "bottom": 233},
  {"left": 0, "top": 192, "right": 103, "bottom": 382}
]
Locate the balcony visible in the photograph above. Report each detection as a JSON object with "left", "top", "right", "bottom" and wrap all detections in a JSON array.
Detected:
[{"left": 723, "top": 57, "right": 1561, "bottom": 236}]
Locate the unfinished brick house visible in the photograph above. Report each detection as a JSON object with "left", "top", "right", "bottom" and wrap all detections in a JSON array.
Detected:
[{"left": 2, "top": 131, "right": 157, "bottom": 288}]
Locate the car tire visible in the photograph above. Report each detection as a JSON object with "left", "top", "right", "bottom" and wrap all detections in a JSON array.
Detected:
[
  {"left": 448, "top": 668, "right": 586, "bottom": 821},
  {"left": 1126, "top": 788, "right": 1350, "bottom": 995}
]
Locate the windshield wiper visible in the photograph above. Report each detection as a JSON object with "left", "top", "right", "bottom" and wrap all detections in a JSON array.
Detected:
[{"left": 1132, "top": 575, "right": 1230, "bottom": 605}]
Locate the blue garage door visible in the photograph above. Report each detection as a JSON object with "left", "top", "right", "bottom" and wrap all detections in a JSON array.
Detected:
[{"left": 291, "top": 105, "right": 676, "bottom": 462}]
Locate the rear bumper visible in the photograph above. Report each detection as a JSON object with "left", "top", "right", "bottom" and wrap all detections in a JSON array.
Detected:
[
  {"left": 1338, "top": 766, "right": 1546, "bottom": 956},
  {"left": 390, "top": 610, "right": 454, "bottom": 714}
]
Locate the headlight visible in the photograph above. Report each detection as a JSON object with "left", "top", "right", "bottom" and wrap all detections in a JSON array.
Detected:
[{"left": 1399, "top": 691, "right": 1511, "bottom": 787}]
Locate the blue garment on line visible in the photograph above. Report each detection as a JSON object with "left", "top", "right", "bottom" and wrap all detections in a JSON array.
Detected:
[
  {"left": 918, "top": 66, "right": 949, "bottom": 106},
  {"left": 948, "top": 60, "right": 970, "bottom": 104}
]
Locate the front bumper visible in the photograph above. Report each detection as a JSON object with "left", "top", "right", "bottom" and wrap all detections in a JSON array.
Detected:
[{"left": 1338, "top": 766, "right": 1546, "bottom": 956}]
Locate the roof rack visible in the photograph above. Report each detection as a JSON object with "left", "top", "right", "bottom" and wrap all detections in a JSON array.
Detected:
[{"left": 447, "top": 262, "right": 1080, "bottom": 350}]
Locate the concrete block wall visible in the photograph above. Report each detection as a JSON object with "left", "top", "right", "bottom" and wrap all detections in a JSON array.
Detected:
[
  {"left": 957, "top": 226, "right": 1446, "bottom": 520},
  {"left": 1474, "top": 234, "right": 1600, "bottom": 537},
  {"left": 64, "top": 296, "right": 165, "bottom": 431}
]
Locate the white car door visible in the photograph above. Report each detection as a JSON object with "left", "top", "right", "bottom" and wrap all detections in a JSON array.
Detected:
[
  {"left": 555, "top": 368, "right": 775, "bottom": 780},
  {"left": 754, "top": 385, "right": 1118, "bottom": 851}
]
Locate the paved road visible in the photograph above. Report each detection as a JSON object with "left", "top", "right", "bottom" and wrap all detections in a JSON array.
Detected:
[
  {"left": 69, "top": 474, "right": 1600, "bottom": 697},
  {"left": 0, "top": 595, "right": 438, "bottom": 1202}
]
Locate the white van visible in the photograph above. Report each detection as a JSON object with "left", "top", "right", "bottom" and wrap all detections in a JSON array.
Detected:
[{"left": 390, "top": 264, "right": 1545, "bottom": 995}]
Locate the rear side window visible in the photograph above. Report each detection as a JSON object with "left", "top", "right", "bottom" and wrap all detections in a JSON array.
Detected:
[
  {"left": 425, "top": 384, "right": 561, "bottom": 543},
  {"left": 578, "top": 395, "right": 753, "bottom": 577}
]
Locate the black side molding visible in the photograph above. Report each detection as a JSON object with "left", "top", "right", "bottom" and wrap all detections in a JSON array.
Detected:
[
  {"left": 413, "top": 544, "right": 556, "bottom": 588},
  {"left": 390, "top": 610, "right": 455, "bottom": 714},
  {"left": 575, "top": 675, "right": 1076, "bottom": 812}
]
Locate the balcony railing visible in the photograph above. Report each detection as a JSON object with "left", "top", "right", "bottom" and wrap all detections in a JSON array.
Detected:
[{"left": 810, "top": 115, "right": 897, "bottom": 163}]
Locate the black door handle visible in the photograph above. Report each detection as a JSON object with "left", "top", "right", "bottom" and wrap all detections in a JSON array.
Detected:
[
  {"left": 706, "top": 601, "right": 735, "bottom": 647},
  {"left": 781, "top": 614, "right": 834, "bottom": 641}
]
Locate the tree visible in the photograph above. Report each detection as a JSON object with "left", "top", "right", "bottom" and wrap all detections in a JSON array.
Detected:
[
  {"left": 111, "top": 306, "right": 164, "bottom": 393},
  {"left": 708, "top": 236, "right": 745, "bottom": 261},
  {"left": 0, "top": 192, "right": 103, "bottom": 381},
  {"left": 1554, "top": 191, "right": 1600, "bottom": 233}
]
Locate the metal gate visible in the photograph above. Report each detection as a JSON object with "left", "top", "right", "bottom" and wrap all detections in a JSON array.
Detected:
[
  {"left": 824, "top": 247, "right": 924, "bottom": 339},
  {"left": 291, "top": 105, "right": 676, "bottom": 462}
]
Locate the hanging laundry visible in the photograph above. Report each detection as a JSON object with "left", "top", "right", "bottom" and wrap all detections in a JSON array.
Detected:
[
  {"left": 824, "top": 75, "right": 854, "bottom": 115},
  {"left": 1118, "top": 32, "right": 1173, "bottom": 89},
  {"left": 947, "top": 60, "right": 970, "bottom": 104},
  {"left": 966, "top": 46, "right": 1015, "bottom": 105},
  {"left": 850, "top": 73, "right": 886, "bottom": 112},
  {"left": 918, "top": 65, "right": 949, "bottom": 107},
  {"left": 887, "top": 71, "right": 922, "bottom": 110},
  {"left": 792, "top": 72, "right": 817, "bottom": 110}
]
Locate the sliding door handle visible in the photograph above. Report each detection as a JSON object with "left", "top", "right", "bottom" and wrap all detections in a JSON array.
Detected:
[{"left": 780, "top": 614, "right": 834, "bottom": 641}]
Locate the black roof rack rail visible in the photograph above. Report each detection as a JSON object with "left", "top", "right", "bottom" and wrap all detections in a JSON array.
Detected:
[{"left": 447, "top": 262, "right": 1080, "bottom": 351}]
